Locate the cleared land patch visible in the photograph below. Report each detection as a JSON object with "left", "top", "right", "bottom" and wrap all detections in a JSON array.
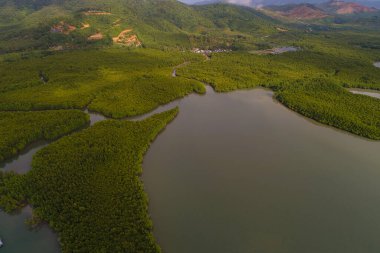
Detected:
[
  {"left": 113, "top": 29, "right": 142, "bottom": 47},
  {"left": 88, "top": 32, "right": 104, "bottom": 41}
]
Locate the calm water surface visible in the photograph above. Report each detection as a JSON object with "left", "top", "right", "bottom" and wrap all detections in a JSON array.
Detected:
[
  {"left": 0, "top": 207, "right": 59, "bottom": 253},
  {"left": 0, "top": 141, "right": 48, "bottom": 174},
  {"left": 2, "top": 87, "right": 380, "bottom": 252},
  {"left": 349, "top": 88, "right": 380, "bottom": 99},
  {"left": 85, "top": 109, "right": 107, "bottom": 126},
  {"left": 272, "top": 46, "right": 298, "bottom": 54},
  {"left": 143, "top": 87, "right": 380, "bottom": 253},
  {"left": 251, "top": 47, "right": 299, "bottom": 55}
]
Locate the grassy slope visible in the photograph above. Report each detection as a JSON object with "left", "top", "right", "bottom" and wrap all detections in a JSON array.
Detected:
[{"left": 0, "top": 110, "right": 89, "bottom": 162}]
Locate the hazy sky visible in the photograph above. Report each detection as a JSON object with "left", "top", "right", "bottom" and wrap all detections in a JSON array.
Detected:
[
  {"left": 178, "top": 0, "right": 308, "bottom": 5},
  {"left": 179, "top": 0, "right": 380, "bottom": 5},
  {"left": 179, "top": 0, "right": 263, "bottom": 4}
]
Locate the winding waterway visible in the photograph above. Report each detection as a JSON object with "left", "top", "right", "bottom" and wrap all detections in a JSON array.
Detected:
[
  {"left": 143, "top": 87, "right": 380, "bottom": 253},
  {"left": 1, "top": 111, "right": 106, "bottom": 174},
  {"left": 251, "top": 46, "right": 299, "bottom": 55},
  {"left": 349, "top": 88, "right": 380, "bottom": 99},
  {"left": 2, "top": 85, "right": 380, "bottom": 252},
  {"left": 0, "top": 110, "right": 107, "bottom": 252},
  {"left": 0, "top": 141, "right": 48, "bottom": 174},
  {"left": 0, "top": 104, "right": 187, "bottom": 252}
]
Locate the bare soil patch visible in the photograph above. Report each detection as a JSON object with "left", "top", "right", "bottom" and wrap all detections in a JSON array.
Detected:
[
  {"left": 88, "top": 33, "right": 104, "bottom": 41},
  {"left": 81, "top": 23, "right": 90, "bottom": 30},
  {"left": 113, "top": 29, "right": 142, "bottom": 47},
  {"left": 51, "top": 21, "right": 76, "bottom": 34}
]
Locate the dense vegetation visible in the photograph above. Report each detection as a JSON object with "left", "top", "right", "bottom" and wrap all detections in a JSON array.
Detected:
[
  {"left": 0, "top": 110, "right": 89, "bottom": 162},
  {"left": 0, "top": 109, "right": 178, "bottom": 252},
  {"left": 177, "top": 30, "right": 380, "bottom": 138},
  {"left": 0, "top": 172, "right": 26, "bottom": 213},
  {"left": 276, "top": 79, "right": 380, "bottom": 140},
  {"left": 178, "top": 34, "right": 380, "bottom": 92},
  {"left": 0, "top": 49, "right": 204, "bottom": 117},
  {"left": 0, "top": 0, "right": 285, "bottom": 52},
  {"left": 89, "top": 73, "right": 204, "bottom": 118},
  {"left": 1, "top": 1, "right": 380, "bottom": 252},
  {"left": 0, "top": 0, "right": 379, "bottom": 52}
]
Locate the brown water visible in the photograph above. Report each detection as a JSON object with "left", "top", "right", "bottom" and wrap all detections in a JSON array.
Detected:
[
  {"left": 143, "top": 87, "right": 380, "bottom": 253},
  {"left": 349, "top": 88, "right": 380, "bottom": 99}
]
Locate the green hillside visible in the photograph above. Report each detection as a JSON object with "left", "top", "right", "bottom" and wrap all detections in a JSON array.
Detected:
[
  {"left": 0, "top": 0, "right": 285, "bottom": 52},
  {"left": 4, "top": 0, "right": 378, "bottom": 53}
]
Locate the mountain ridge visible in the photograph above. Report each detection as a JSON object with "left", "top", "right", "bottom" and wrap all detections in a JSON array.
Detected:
[
  {"left": 191, "top": 0, "right": 380, "bottom": 8},
  {"left": 0, "top": 0, "right": 379, "bottom": 53},
  {"left": 0, "top": 0, "right": 281, "bottom": 52},
  {"left": 263, "top": 0, "right": 378, "bottom": 20}
]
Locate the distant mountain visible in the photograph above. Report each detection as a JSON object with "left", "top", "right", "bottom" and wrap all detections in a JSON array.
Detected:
[
  {"left": 319, "top": 0, "right": 378, "bottom": 14},
  {"left": 1, "top": 0, "right": 378, "bottom": 53},
  {"left": 357, "top": 0, "right": 380, "bottom": 8},
  {"left": 265, "top": 3, "right": 329, "bottom": 19},
  {"left": 264, "top": 0, "right": 378, "bottom": 20},
  {"left": 192, "top": 0, "right": 380, "bottom": 9}
]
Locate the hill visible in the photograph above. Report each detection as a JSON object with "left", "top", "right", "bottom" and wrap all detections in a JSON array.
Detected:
[
  {"left": 265, "top": 3, "right": 329, "bottom": 19},
  {"left": 0, "top": 0, "right": 283, "bottom": 53},
  {"left": 319, "top": 0, "right": 378, "bottom": 14},
  {"left": 264, "top": 0, "right": 378, "bottom": 20},
  {"left": 191, "top": 0, "right": 380, "bottom": 8}
]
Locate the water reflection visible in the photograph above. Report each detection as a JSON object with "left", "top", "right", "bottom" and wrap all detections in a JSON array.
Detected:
[
  {"left": 0, "top": 206, "right": 60, "bottom": 253},
  {"left": 143, "top": 87, "right": 380, "bottom": 253},
  {"left": 0, "top": 141, "right": 48, "bottom": 174},
  {"left": 84, "top": 109, "right": 107, "bottom": 126}
]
